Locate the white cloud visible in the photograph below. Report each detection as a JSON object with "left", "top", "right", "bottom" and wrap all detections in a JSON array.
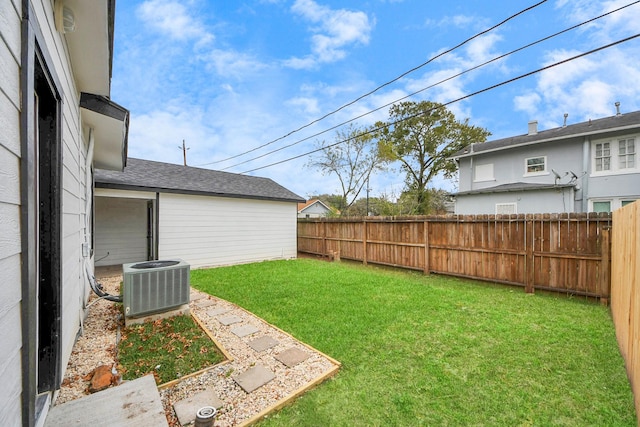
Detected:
[
  {"left": 285, "top": 0, "right": 374, "bottom": 68},
  {"left": 203, "top": 49, "right": 268, "bottom": 78},
  {"left": 137, "top": 0, "right": 213, "bottom": 45},
  {"left": 286, "top": 97, "right": 320, "bottom": 115}
]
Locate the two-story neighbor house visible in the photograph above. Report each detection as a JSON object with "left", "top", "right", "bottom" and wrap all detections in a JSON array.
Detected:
[{"left": 453, "top": 108, "right": 640, "bottom": 215}]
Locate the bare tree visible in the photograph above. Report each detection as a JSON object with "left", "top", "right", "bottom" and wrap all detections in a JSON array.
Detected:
[{"left": 307, "top": 124, "right": 387, "bottom": 216}]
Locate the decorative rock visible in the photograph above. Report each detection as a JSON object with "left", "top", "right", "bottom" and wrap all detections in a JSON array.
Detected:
[{"left": 89, "top": 365, "right": 114, "bottom": 393}]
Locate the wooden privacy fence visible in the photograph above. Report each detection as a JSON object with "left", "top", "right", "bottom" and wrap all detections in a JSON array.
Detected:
[
  {"left": 298, "top": 213, "right": 612, "bottom": 298},
  {"left": 611, "top": 202, "right": 640, "bottom": 420}
]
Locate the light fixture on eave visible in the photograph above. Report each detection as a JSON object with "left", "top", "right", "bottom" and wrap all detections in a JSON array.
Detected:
[{"left": 55, "top": 0, "right": 76, "bottom": 34}]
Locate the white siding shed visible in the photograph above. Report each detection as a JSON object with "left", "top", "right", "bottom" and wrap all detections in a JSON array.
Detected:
[{"left": 95, "top": 158, "right": 303, "bottom": 269}]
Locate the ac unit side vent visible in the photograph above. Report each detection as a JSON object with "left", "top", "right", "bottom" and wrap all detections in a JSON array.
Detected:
[{"left": 123, "top": 259, "right": 190, "bottom": 318}]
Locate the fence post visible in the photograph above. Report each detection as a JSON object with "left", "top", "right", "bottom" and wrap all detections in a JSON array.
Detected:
[
  {"left": 525, "top": 216, "right": 535, "bottom": 294},
  {"left": 599, "top": 227, "right": 611, "bottom": 305},
  {"left": 363, "top": 220, "right": 368, "bottom": 265},
  {"left": 424, "top": 220, "right": 430, "bottom": 275},
  {"left": 322, "top": 220, "right": 327, "bottom": 258}
]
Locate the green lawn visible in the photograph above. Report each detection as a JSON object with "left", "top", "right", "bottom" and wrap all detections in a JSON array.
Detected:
[{"left": 191, "top": 258, "right": 636, "bottom": 426}]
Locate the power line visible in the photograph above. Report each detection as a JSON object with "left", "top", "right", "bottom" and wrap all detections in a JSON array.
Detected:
[
  {"left": 239, "top": 33, "right": 640, "bottom": 174},
  {"left": 220, "top": 1, "right": 639, "bottom": 171},
  {"left": 197, "top": 0, "right": 549, "bottom": 167}
]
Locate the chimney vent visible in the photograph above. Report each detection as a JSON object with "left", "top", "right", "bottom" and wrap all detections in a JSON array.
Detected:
[
  {"left": 615, "top": 101, "right": 621, "bottom": 116},
  {"left": 528, "top": 120, "right": 538, "bottom": 135},
  {"left": 563, "top": 113, "right": 568, "bottom": 128}
]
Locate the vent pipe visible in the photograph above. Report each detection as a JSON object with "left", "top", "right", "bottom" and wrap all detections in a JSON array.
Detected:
[
  {"left": 563, "top": 113, "right": 568, "bottom": 128},
  {"left": 528, "top": 120, "right": 538, "bottom": 135},
  {"left": 615, "top": 101, "right": 621, "bottom": 116}
]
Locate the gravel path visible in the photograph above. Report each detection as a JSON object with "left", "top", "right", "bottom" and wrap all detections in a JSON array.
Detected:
[{"left": 55, "top": 269, "right": 340, "bottom": 426}]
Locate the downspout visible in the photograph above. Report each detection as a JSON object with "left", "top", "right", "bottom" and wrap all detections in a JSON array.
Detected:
[
  {"left": 80, "top": 128, "right": 94, "bottom": 331},
  {"left": 581, "top": 136, "right": 590, "bottom": 212}
]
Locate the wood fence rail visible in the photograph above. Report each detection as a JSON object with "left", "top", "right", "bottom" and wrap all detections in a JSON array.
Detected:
[{"left": 298, "top": 213, "right": 612, "bottom": 298}]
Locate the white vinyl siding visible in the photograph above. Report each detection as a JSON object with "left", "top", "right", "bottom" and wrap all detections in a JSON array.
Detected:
[
  {"left": 95, "top": 197, "right": 149, "bottom": 266},
  {"left": 158, "top": 193, "right": 298, "bottom": 269},
  {"left": 0, "top": 0, "right": 24, "bottom": 424}
]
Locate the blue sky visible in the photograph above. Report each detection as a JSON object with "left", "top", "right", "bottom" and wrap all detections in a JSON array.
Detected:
[{"left": 111, "top": 0, "right": 640, "bottom": 200}]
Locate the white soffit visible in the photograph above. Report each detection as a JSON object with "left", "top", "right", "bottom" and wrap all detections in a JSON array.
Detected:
[
  {"left": 81, "top": 93, "right": 129, "bottom": 171},
  {"left": 64, "top": 0, "right": 111, "bottom": 95}
]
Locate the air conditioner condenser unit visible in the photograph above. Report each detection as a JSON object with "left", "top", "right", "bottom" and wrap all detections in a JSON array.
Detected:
[{"left": 122, "top": 259, "right": 190, "bottom": 318}]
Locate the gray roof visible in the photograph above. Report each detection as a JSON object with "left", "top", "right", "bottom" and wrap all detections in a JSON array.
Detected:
[
  {"left": 455, "top": 110, "right": 640, "bottom": 158},
  {"left": 454, "top": 182, "right": 575, "bottom": 196},
  {"left": 95, "top": 158, "right": 304, "bottom": 203}
]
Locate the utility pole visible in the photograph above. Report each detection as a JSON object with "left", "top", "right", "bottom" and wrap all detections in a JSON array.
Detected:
[{"left": 178, "top": 140, "right": 190, "bottom": 166}]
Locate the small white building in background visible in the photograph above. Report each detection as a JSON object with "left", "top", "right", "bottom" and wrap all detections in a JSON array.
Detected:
[
  {"left": 95, "top": 158, "right": 304, "bottom": 269},
  {"left": 1, "top": 1, "right": 129, "bottom": 425},
  {"left": 297, "top": 199, "right": 333, "bottom": 218}
]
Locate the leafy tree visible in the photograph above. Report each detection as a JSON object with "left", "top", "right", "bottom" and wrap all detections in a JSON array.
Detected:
[
  {"left": 377, "top": 101, "right": 489, "bottom": 214},
  {"left": 307, "top": 124, "right": 387, "bottom": 216}
]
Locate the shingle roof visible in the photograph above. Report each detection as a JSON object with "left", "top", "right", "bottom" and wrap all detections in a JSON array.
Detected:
[
  {"left": 454, "top": 182, "right": 575, "bottom": 196},
  {"left": 454, "top": 110, "right": 640, "bottom": 158},
  {"left": 95, "top": 158, "right": 304, "bottom": 203}
]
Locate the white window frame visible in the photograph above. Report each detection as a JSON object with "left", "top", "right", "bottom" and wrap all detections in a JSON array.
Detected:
[
  {"left": 474, "top": 163, "right": 494, "bottom": 182},
  {"left": 524, "top": 156, "right": 547, "bottom": 176},
  {"left": 592, "top": 136, "right": 638, "bottom": 175},
  {"left": 618, "top": 138, "right": 636, "bottom": 169},
  {"left": 589, "top": 198, "right": 637, "bottom": 212},
  {"left": 495, "top": 203, "right": 517, "bottom": 215}
]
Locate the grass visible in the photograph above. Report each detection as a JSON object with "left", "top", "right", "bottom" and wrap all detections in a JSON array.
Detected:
[
  {"left": 191, "top": 258, "right": 636, "bottom": 426},
  {"left": 118, "top": 314, "right": 224, "bottom": 385}
]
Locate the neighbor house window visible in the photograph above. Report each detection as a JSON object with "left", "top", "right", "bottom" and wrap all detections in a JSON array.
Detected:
[
  {"left": 525, "top": 156, "right": 546, "bottom": 174},
  {"left": 619, "top": 138, "right": 635, "bottom": 169},
  {"left": 474, "top": 163, "right": 494, "bottom": 182},
  {"left": 595, "top": 142, "right": 611, "bottom": 171},
  {"left": 592, "top": 201, "right": 611, "bottom": 213},
  {"left": 495, "top": 203, "right": 517, "bottom": 215},
  {"left": 622, "top": 200, "right": 637, "bottom": 207}
]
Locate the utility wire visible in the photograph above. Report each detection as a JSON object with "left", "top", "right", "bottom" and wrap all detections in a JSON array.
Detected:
[
  {"left": 240, "top": 33, "right": 640, "bottom": 174},
  {"left": 197, "top": 0, "right": 548, "bottom": 167},
  {"left": 220, "top": 1, "right": 639, "bottom": 171}
]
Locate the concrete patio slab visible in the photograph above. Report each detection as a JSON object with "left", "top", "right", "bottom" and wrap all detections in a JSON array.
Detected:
[
  {"left": 218, "top": 315, "right": 243, "bottom": 326},
  {"left": 248, "top": 336, "right": 279, "bottom": 352},
  {"left": 206, "top": 307, "right": 230, "bottom": 317},
  {"left": 276, "top": 348, "right": 310, "bottom": 367},
  {"left": 44, "top": 375, "right": 167, "bottom": 427},
  {"left": 234, "top": 365, "right": 275, "bottom": 393},
  {"left": 173, "top": 389, "right": 223, "bottom": 426},
  {"left": 231, "top": 324, "right": 260, "bottom": 338}
]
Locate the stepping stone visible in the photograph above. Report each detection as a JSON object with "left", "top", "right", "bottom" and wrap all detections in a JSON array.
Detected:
[
  {"left": 190, "top": 292, "right": 206, "bottom": 301},
  {"left": 173, "top": 389, "right": 223, "bottom": 426},
  {"left": 231, "top": 324, "right": 260, "bottom": 338},
  {"left": 248, "top": 336, "right": 279, "bottom": 352},
  {"left": 276, "top": 347, "right": 310, "bottom": 367},
  {"left": 234, "top": 365, "right": 275, "bottom": 393},
  {"left": 218, "top": 315, "right": 242, "bottom": 326},
  {"left": 195, "top": 299, "right": 216, "bottom": 308},
  {"left": 206, "top": 307, "right": 230, "bottom": 317}
]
